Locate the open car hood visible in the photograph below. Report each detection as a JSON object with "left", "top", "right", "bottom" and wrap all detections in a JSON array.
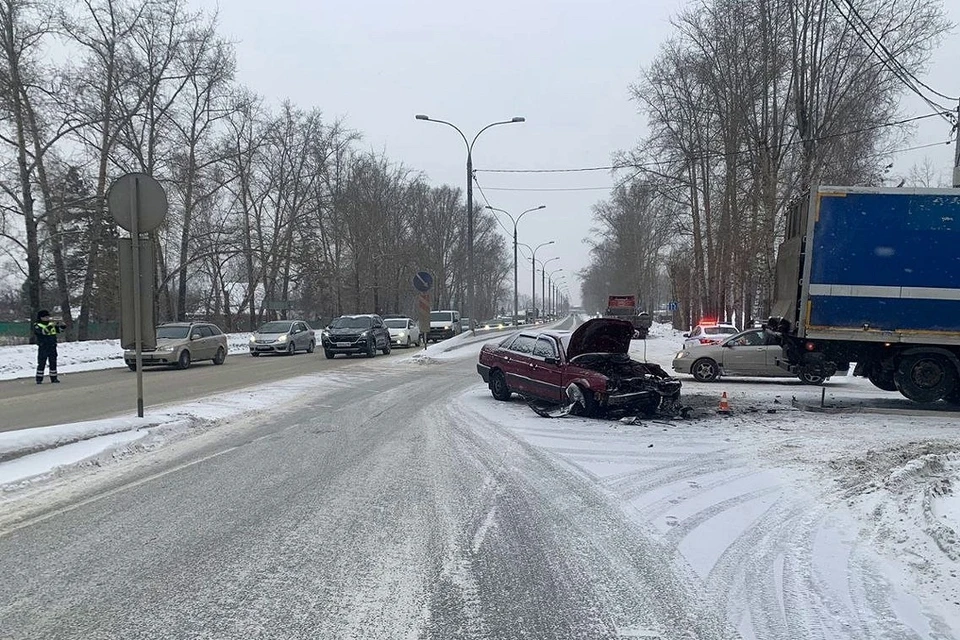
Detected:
[{"left": 566, "top": 318, "right": 634, "bottom": 360}]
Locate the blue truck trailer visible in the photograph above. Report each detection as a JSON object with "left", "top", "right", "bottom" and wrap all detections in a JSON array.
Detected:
[{"left": 768, "top": 186, "right": 960, "bottom": 403}]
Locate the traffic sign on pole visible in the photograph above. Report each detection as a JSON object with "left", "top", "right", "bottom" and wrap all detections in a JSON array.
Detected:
[
  {"left": 109, "top": 172, "right": 168, "bottom": 418},
  {"left": 413, "top": 271, "right": 433, "bottom": 293}
]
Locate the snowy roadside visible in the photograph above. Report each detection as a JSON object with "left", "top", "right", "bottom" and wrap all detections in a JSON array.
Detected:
[{"left": 0, "top": 333, "right": 253, "bottom": 381}]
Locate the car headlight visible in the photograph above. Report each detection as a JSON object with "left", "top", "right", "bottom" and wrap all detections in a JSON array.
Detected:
[
  {"left": 249, "top": 336, "right": 256, "bottom": 344},
  {"left": 360, "top": 330, "right": 370, "bottom": 338},
  {"left": 399, "top": 331, "right": 406, "bottom": 337},
  {"left": 276, "top": 335, "right": 288, "bottom": 343},
  {"left": 156, "top": 346, "right": 173, "bottom": 353},
  {"left": 443, "top": 325, "right": 450, "bottom": 330},
  {"left": 675, "top": 351, "right": 687, "bottom": 359}
]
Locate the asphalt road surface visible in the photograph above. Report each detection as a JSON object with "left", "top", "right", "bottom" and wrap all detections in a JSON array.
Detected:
[
  {"left": 0, "top": 341, "right": 733, "bottom": 639},
  {"left": 0, "top": 346, "right": 414, "bottom": 432}
]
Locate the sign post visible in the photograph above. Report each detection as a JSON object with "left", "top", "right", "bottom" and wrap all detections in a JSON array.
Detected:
[
  {"left": 109, "top": 173, "right": 168, "bottom": 418},
  {"left": 413, "top": 271, "right": 433, "bottom": 350}
]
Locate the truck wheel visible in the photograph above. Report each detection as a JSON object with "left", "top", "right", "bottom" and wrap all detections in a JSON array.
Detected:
[
  {"left": 691, "top": 358, "right": 720, "bottom": 382},
  {"left": 490, "top": 370, "right": 512, "bottom": 401},
  {"left": 894, "top": 353, "right": 957, "bottom": 403},
  {"left": 867, "top": 366, "right": 897, "bottom": 392}
]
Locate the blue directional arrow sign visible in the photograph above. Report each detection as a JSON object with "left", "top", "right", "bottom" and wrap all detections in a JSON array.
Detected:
[{"left": 413, "top": 271, "right": 433, "bottom": 293}]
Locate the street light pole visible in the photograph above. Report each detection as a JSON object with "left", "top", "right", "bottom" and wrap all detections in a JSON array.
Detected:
[
  {"left": 528, "top": 241, "right": 554, "bottom": 322},
  {"left": 546, "top": 267, "right": 562, "bottom": 319},
  {"left": 485, "top": 205, "right": 545, "bottom": 326},
  {"left": 416, "top": 114, "right": 525, "bottom": 324},
  {"left": 540, "top": 257, "right": 559, "bottom": 321}
]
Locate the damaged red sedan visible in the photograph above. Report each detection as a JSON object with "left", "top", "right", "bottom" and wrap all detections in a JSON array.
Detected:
[{"left": 476, "top": 318, "right": 682, "bottom": 417}]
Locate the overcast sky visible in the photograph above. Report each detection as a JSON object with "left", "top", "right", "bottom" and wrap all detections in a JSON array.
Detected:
[{"left": 194, "top": 0, "right": 959, "bottom": 305}]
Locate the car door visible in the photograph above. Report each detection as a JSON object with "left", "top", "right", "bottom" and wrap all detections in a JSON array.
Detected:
[
  {"left": 760, "top": 330, "right": 790, "bottom": 376},
  {"left": 195, "top": 325, "right": 215, "bottom": 359},
  {"left": 528, "top": 336, "right": 564, "bottom": 402},
  {"left": 719, "top": 330, "right": 767, "bottom": 375},
  {"left": 373, "top": 316, "right": 388, "bottom": 348},
  {"left": 501, "top": 334, "right": 539, "bottom": 395},
  {"left": 295, "top": 322, "right": 309, "bottom": 349}
]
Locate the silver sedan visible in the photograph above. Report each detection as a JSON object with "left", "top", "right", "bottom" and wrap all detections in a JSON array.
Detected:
[{"left": 672, "top": 328, "right": 825, "bottom": 384}]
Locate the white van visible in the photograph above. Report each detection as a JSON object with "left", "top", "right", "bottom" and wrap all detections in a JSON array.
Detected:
[{"left": 427, "top": 309, "right": 461, "bottom": 342}]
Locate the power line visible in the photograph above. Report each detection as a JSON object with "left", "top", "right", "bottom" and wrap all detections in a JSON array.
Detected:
[
  {"left": 476, "top": 138, "right": 955, "bottom": 192},
  {"left": 831, "top": 0, "right": 956, "bottom": 122},
  {"left": 476, "top": 110, "right": 952, "bottom": 175},
  {"left": 841, "top": 0, "right": 957, "bottom": 103}
]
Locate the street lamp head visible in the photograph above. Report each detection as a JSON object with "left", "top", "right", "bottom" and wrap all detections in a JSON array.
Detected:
[
  {"left": 511, "top": 117, "right": 526, "bottom": 123},
  {"left": 415, "top": 114, "right": 430, "bottom": 120},
  {"left": 536, "top": 205, "right": 546, "bottom": 210}
]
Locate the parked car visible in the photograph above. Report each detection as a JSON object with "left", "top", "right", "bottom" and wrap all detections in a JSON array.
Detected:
[
  {"left": 682, "top": 321, "right": 739, "bottom": 349},
  {"left": 384, "top": 317, "right": 422, "bottom": 347},
  {"left": 673, "top": 327, "right": 827, "bottom": 384},
  {"left": 460, "top": 317, "right": 474, "bottom": 332},
  {"left": 481, "top": 317, "right": 513, "bottom": 330},
  {"left": 249, "top": 320, "right": 315, "bottom": 356},
  {"left": 427, "top": 309, "right": 461, "bottom": 342},
  {"left": 124, "top": 321, "right": 227, "bottom": 371},
  {"left": 321, "top": 314, "right": 391, "bottom": 358},
  {"left": 477, "top": 318, "right": 682, "bottom": 417}
]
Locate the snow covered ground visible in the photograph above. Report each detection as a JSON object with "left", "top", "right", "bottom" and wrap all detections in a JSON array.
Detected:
[{"left": 0, "top": 319, "right": 957, "bottom": 636}]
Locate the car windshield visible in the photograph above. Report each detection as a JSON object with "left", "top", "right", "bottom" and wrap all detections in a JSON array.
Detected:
[
  {"left": 430, "top": 312, "right": 453, "bottom": 322},
  {"left": 257, "top": 321, "right": 292, "bottom": 333},
  {"left": 384, "top": 319, "right": 408, "bottom": 328},
  {"left": 330, "top": 316, "right": 372, "bottom": 329},
  {"left": 156, "top": 326, "right": 189, "bottom": 339}
]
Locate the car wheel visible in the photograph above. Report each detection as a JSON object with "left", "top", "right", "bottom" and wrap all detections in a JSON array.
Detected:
[
  {"left": 567, "top": 384, "right": 598, "bottom": 417},
  {"left": 383, "top": 340, "right": 391, "bottom": 355},
  {"left": 324, "top": 349, "right": 335, "bottom": 359},
  {"left": 126, "top": 362, "right": 137, "bottom": 371},
  {"left": 176, "top": 350, "right": 191, "bottom": 370},
  {"left": 691, "top": 358, "right": 720, "bottom": 382},
  {"left": 286, "top": 342, "right": 296, "bottom": 356},
  {"left": 307, "top": 340, "right": 315, "bottom": 354},
  {"left": 894, "top": 353, "right": 957, "bottom": 403},
  {"left": 406, "top": 336, "right": 412, "bottom": 348},
  {"left": 213, "top": 346, "right": 226, "bottom": 365},
  {"left": 490, "top": 370, "right": 512, "bottom": 401},
  {"left": 798, "top": 370, "right": 824, "bottom": 385},
  {"left": 366, "top": 339, "right": 377, "bottom": 358}
]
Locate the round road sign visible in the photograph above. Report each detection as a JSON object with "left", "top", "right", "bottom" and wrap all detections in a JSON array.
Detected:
[
  {"left": 413, "top": 271, "right": 433, "bottom": 293},
  {"left": 108, "top": 172, "right": 168, "bottom": 233}
]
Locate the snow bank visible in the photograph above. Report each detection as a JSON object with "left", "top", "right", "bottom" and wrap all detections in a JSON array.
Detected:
[{"left": 0, "top": 332, "right": 253, "bottom": 381}]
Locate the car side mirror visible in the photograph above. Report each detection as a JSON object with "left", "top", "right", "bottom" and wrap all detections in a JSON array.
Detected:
[
  {"left": 544, "top": 356, "right": 559, "bottom": 365},
  {"left": 191, "top": 333, "right": 201, "bottom": 340},
  {"left": 682, "top": 333, "right": 690, "bottom": 338}
]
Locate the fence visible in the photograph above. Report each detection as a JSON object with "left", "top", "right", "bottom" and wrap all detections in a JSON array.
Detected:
[{"left": 0, "top": 321, "right": 121, "bottom": 344}]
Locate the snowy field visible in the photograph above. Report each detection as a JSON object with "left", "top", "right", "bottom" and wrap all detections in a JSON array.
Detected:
[{"left": 0, "top": 319, "right": 958, "bottom": 636}]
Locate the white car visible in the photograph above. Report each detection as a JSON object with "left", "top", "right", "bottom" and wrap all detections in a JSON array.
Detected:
[
  {"left": 673, "top": 327, "right": 826, "bottom": 384},
  {"left": 384, "top": 317, "right": 422, "bottom": 347},
  {"left": 682, "top": 322, "right": 739, "bottom": 349}
]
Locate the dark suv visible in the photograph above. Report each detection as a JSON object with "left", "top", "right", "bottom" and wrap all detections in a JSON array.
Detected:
[{"left": 321, "top": 314, "right": 392, "bottom": 358}]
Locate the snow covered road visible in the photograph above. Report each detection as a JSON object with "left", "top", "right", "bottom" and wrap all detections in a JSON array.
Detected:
[{"left": 0, "top": 322, "right": 957, "bottom": 638}]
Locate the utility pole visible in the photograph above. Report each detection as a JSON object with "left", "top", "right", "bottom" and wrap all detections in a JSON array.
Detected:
[{"left": 954, "top": 98, "right": 960, "bottom": 187}]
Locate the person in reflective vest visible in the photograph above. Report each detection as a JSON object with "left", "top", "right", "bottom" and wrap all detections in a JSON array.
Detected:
[{"left": 34, "top": 309, "right": 66, "bottom": 384}]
